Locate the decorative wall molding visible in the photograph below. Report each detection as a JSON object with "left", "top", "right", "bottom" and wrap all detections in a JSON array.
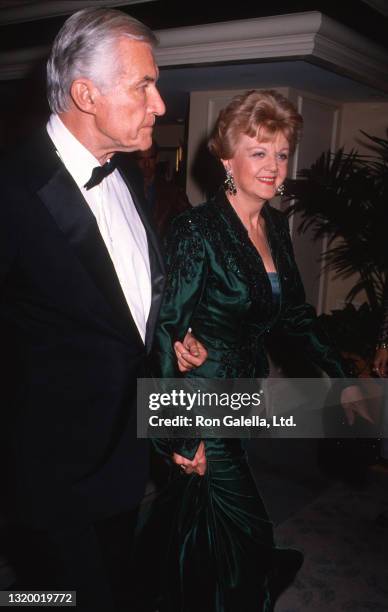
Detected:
[{"left": 0, "top": 0, "right": 154, "bottom": 25}]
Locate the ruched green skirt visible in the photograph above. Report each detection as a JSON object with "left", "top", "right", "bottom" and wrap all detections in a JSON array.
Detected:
[{"left": 134, "top": 439, "right": 283, "bottom": 612}]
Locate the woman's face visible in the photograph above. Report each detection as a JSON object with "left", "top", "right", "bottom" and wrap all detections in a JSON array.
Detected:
[{"left": 223, "top": 131, "right": 290, "bottom": 204}]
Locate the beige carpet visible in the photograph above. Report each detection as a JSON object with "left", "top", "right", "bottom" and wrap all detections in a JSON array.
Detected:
[{"left": 275, "top": 472, "right": 388, "bottom": 611}]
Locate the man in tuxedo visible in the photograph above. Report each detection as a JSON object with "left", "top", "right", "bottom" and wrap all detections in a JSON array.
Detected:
[{"left": 0, "top": 7, "right": 205, "bottom": 611}]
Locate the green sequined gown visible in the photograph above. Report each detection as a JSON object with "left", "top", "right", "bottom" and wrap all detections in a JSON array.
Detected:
[{"left": 139, "top": 190, "right": 350, "bottom": 612}]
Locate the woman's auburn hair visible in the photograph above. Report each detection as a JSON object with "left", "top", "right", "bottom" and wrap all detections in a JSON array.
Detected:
[{"left": 208, "top": 89, "right": 303, "bottom": 160}]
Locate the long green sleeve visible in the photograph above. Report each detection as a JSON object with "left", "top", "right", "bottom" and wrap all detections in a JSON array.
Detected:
[
  {"left": 152, "top": 213, "right": 207, "bottom": 460},
  {"left": 275, "top": 215, "right": 354, "bottom": 378},
  {"left": 153, "top": 214, "right": 208, "bottom": 378}
]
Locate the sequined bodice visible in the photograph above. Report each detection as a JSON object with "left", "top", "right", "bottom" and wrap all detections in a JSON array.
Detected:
[{"left": 153, "top": 189, "right": 352, "bottom": 380}]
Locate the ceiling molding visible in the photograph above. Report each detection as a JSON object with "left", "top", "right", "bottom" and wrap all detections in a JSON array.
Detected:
[
  {"left": 0, "top": 0, "right": 154, "bottom": 25},
  {"left": 156, "top": 11, "right": 321, "bottom": 60},
  {"left": 155, "top": 11, "right": 388, "bottom": 93},
  {"left": 0, "top": 10, "right": 387, "bottom": 95},
  {"left": 312, "top": 13, "right": 388, "bottom": 91}
]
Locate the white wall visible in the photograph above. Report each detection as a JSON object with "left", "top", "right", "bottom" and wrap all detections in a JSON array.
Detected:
[
  {"left": 340, "top": 102, "right": 388, "bottom": 155},
  {"left": 291, "top": 93, "right": 340, "bottom": 313}
]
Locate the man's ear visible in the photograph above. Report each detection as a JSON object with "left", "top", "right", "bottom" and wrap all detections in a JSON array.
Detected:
[{"left": 70, "top": 78, "right": 100, "bottom": 114}]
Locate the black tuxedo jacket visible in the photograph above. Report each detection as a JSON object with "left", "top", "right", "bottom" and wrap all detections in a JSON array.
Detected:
[{"left": 0, "top": 130, "right": 165, "bottom": 529}]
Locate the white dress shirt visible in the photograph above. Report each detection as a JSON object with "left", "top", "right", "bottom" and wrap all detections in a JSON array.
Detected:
[{"left": 46, "top": 114, "right": 151, "bottom": 343}]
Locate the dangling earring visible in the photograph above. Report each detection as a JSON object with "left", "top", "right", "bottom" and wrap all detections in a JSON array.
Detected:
[
  {"left": 276, "top": 183, "right": 285, "bottom": 197},
  {"left": 224, "top": 168, "right": 237, "bottom": 196}
]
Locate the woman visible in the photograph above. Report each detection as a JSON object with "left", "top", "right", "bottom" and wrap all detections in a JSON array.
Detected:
[{"left": 139, "top": 90, "right": 365, "bottom": 612}]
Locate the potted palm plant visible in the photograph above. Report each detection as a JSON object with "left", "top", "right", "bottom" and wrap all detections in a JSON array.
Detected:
[{"left": 285, "top": 132, "right": 388, "bottom": 367}]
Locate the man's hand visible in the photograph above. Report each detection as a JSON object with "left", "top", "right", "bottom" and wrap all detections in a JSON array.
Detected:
[
  {"left": 172, "top": 441, "right": 207, "bottom": 476},
  {"left": 341, "top": 384, "right": 375, "bottom": 426},
  {"left": 373, "top": 348, "right": 388, "bottom": 377},
  {"left": 173, "top": 329, "right": 208, "bottom": 373}
]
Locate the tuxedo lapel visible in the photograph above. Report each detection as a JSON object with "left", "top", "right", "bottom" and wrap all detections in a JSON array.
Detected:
[
  {"left": 117, "top": 164, "right": 165, "bottom": 353},
  {"left": 36, "top": 147, "right": 143, "bottom": 347}
]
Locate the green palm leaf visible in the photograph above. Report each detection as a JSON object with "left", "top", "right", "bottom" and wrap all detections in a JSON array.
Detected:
[{"left": 285, "top": 135, "right": 388, "bottom": 308}]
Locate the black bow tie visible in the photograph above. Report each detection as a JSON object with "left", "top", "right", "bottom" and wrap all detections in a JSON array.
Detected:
[{"left": 84, "top": 156, "right": 117, "bottom": 190}]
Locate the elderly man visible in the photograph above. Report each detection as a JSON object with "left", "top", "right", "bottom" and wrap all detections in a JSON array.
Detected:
[{"left": 0, "top": 8, "right": 205, "bottom": 611}]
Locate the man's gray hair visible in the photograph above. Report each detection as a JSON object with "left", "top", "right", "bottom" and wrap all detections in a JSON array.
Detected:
[{"left": 47, "top": 7, "right": 158, "bottom": 114}]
